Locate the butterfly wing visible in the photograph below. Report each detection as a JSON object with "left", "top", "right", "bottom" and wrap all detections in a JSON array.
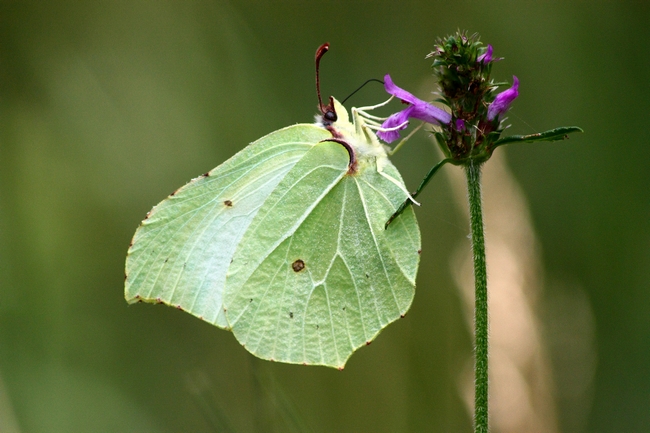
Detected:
[
  {"left": 223, "top": 141, "right": 420, "bottom": 368},
  {"left": 125, "top": 100, "right": 421, "bottom": 369},
  {"left": 125, "top": 124, "right": 330, "bottom": 328}
]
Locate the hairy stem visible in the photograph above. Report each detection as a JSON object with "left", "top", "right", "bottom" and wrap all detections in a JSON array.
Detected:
[{"left": 466, "top": 160, "right": 488, "bottom": 433}]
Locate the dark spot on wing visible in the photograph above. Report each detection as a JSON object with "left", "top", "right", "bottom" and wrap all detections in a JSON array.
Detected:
[
  {"left": 289, "top": 312, "right": 294, "bottom": 319},
  {"left": 224, "top": 200, "right": 233, "bottom": 207},
  {"left": 292, "top": 259, "right": 305, "bottom": 272},
  {"left": 417, "top": 249, "right": 422, "bottom": 255},
  {"left": 365, "top": 273, "right": 369, "bottom": 278},
  {"left": 400, "top": 313, "right": 406, "bottom": 318},
  {"left": 249, "top": 298, "right": 253, "bottom": 303},
  {"left": 203, "top": 172, "right": 210, "bottom": 177},
  {"left": 316, "top": 324, "right": 319, "bottom": 330},
  {"left": 342, "top": 306, "right": 346, "bottom": 311},
  {"left": 366, "top": 340, "right": 372, "bottom": 345}
]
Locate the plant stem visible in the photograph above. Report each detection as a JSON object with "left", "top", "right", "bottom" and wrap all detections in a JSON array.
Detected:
[{"left": 466, "top": 160, "right": 488, "bottom": 433}]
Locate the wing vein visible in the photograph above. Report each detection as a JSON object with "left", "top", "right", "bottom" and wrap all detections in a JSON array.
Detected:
[
  {"left": 360, "top": 178, "right": 417, "bottom": 281},
  {"left": 337, "top": 181, "right": 368, "bottom": 343},
  {"left": 354, "top": 178, "right": 402, "bottom": 318},
  {"left": 232, "top": 165, "right": 346, "bottom": 296}
]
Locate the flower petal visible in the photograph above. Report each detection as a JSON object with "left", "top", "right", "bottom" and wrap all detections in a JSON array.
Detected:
[
  {"left": 409, "top": 102, "right": 452, "bottom": 125},
  {"left": 376, "top": 128, "right": 401, "bottom": 144},
  {"left": 477, "top": 44, "right": 493, "bottom": 63},
  {"left": 487, "top": 76, "right": 519, "bottom": 121},
  {"left": 377, "top": 106, "right": 413, "bottom": 143},
  {"left": 383, "top": 74, "right": 421, "bottom": 105},
  {"left": 384, "top": 75, "right": 451, "bottom": 125},
  {"left": 378, "top": 75, "right": 451, "bottom": 143}
]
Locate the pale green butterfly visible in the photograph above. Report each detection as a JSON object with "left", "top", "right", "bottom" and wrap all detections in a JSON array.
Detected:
[{"left": 124, "top": 44, "right": 421, "bottom": 369}]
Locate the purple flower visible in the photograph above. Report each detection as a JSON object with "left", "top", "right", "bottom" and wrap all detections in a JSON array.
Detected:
[
  {"left": 487, "top": 76, "right": 519, "bottom": 121},
  {"left": 377, "top": 74, "right": 451, "bottom": 143},
  {"left": 377, "top": 106, "right": 415, "bottom": 143},
  {"left": 455, "top": 118, "right": 465, "bottom": 131},
  {"left": 477, "top": 44, "right": 493, "bottom": 63}
]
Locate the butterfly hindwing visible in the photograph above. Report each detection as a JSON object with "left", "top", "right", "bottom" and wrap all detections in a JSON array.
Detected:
[{"left": 223, "top": 141, "right": 420, "bottom": 368}]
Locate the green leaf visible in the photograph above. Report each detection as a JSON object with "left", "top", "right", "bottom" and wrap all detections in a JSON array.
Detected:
[
  {"left": 493, "top": 126, "right": 583, "bottom": 148},
  {"left": 125, "top": 99, "right": 421, "bottom": 368}
]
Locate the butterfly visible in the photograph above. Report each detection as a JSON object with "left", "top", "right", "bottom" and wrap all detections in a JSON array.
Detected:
[{"left": 125, "top": 44, "right": 420, "bottom": 369}]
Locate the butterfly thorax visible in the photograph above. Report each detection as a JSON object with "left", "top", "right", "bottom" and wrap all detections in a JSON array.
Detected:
[{"left": 315, "top": 97, "right": 389, "bottom": 175}]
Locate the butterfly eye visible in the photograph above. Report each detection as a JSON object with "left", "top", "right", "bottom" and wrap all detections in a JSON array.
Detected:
[{"left": 324, "top": 110, "right": 337, "bottom": 122}]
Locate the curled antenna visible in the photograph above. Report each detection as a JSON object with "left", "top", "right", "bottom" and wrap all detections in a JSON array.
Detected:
[
  {"left": 315, "top": 43, "right": 337, "bottom": 122},
  {"left": 341, "top": 78, "right": 385, "bottom": 105}
]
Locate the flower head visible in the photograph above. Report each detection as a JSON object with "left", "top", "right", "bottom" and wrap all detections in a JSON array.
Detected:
[
  {"left": 377, "top": 75, "right": 451, "bottom": 143},
  {"left": 373, "top": 32, "right": 578, "bottom": 170},
  {"left": 487, "top": 76, "right": 519, "bottom": 121}
]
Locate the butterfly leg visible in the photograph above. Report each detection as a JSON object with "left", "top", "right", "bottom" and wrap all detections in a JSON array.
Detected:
[
  {"left": 385, "top": 158, "right": 452, "bottom": 229},
  {"left": 376, "top": 157, "right": 420, "bottom": 207},
  {"left": 387, "top": 122, "right": 424, "bottom": 156}
]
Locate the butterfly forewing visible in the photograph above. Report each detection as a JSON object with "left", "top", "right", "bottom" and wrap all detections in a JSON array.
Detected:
[{"left": 125, "top": 124, "right": 330, "bottom": 327}]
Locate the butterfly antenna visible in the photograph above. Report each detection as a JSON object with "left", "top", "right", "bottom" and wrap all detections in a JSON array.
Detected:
[
  {"left": 315, "top": 43, "right": 337, "bottom": 122},
  {"left": 341, "top": 78, "right": 385, "bottom": 105},
  {"left": 315, "top": 43, "right": 329, "bottom": 113}
]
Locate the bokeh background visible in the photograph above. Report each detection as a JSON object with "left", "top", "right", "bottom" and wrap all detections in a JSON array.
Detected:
[{"left": 1, "top": 1, "right": 648, "bottom": 432}]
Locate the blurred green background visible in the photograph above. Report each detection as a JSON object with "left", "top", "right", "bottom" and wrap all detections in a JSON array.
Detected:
[{"left": 1, "top": 1, "right": 648, "bottom": 432}]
